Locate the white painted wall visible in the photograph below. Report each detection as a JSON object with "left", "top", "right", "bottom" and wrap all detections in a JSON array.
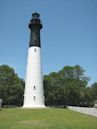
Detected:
[
  {"left": 23, "top": 46, "right": 45, "bottom": 108},
  {"left": 68, "top": 106, "right": 97, "bottom": 117}
]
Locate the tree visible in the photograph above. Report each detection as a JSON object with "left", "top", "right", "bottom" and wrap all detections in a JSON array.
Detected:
[
  {"left": 0, "top": 65, "right": 24, "bottom": 106},
  {"left": 91, "top": 82, "right": 97, "bottom": 102},
  {"left": 44, "top": 65, "right": 90, "bottom": 106}
]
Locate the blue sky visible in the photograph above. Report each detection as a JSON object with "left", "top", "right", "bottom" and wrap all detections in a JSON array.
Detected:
[{"left": 0, "top": 0, "right": 97, "bottom": 85}]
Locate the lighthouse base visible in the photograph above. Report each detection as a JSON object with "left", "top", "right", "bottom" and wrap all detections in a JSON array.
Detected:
[{"left": 22, "top": 105, "right": 46, "bottom": 109}]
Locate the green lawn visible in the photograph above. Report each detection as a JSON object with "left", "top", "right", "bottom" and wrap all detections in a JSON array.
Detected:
[{"left": 0, "top": 108, "right": 97, "bottom": 129}]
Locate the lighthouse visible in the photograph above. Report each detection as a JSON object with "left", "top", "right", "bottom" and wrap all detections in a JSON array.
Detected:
[{"left": 23, "top": 12, "right": 45, "bottom": 108}]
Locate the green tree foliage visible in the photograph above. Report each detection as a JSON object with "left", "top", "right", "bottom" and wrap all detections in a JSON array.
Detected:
[
  {"left": 0, "top": 65, "right": 24, "bottom": 106},
  {"left": 0, "top": 64, "right": 96, "bottom": 107},
  {"left": 91, "top": 82, "right": 97, "bottom": 102},
  {"left": 44, "top": 65, "right": 93, "bottom": 107}
]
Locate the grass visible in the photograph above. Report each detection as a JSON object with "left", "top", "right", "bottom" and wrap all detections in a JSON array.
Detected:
[{"left": 0, "top": 108, "right": 97, "bottom": 129}]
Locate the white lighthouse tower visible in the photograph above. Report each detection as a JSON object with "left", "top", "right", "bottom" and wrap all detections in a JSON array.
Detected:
[{"left": 23, "top": 12, "right": 45, "bottom": 108}]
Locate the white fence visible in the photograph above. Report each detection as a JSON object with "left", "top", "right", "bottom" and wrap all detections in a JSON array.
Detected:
[{"left": 68, "top": 106, "right": 97, "bottom": 117}]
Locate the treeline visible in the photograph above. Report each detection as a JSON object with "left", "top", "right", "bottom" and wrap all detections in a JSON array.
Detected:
[
  {"left": 0, "top": 65, "right": 24, "bottom": 106},
  {"left": 44, "top": 65, "right": 97, "bottom": 107},
  {"left": 0, "top": 65, "right": 97, "bottom": 107}
]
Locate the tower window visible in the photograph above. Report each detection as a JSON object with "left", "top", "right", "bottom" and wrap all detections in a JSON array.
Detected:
[
  {"left": 33, "top": 96, "right": 36, "bottom": 100},
  {"left": 33, "top": 85, "right": 36, "bottom": 90},
  {"left": 34, "top": 48, "right": 37, "bottom": 52}
]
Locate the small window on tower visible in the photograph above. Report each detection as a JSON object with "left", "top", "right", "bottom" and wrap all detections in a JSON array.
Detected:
[
  {"left": 33, "top": 96, "right": 36, "bottom": 100},
  {"left": 34, "top": 48, "right": 37, "bottom": 52},
  {"left": 33, "top": 85, "right": 36, "bottom": 90}
]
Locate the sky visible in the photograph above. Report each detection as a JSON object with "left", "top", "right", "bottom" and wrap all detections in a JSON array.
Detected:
[{"left": 0, "top": 0, "right": 97, "bottom": 85}]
